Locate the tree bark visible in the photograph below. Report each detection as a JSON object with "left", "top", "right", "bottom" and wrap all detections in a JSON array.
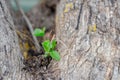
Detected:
[
  {"left": 55, "top": 0, "right": 120, "bottom": 80},
  {"left": 1, "top": 0, "right": 120, "bottom": 80},
  {"left": 0, "top": 0, "right": 35, "bottom": 80}
]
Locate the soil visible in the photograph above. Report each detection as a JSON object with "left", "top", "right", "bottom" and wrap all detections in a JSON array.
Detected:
[{"left": 22, "top": 49, "right": 52, "bottom": 74}]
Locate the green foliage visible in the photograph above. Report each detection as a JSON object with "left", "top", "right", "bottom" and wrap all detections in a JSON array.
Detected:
[
  {"left": 50, "top": 50, "right": 60, "bottom": 61},
  {"left": 33, "top": 27, "right": 45, "bottom": 37},
  {"left": 42, "top": 40, "right": 60, "bottom": 61},
  {"left": 51, "top": 40, "right": 57, "bottom": 49},
  {"left": 33, "top": 28, "right": 60, "bottom": 61},
  {"left": 42, "top": 40, "right": 51, "bottom": 52}
]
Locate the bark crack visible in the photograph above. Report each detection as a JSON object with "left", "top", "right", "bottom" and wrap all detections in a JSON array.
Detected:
[
  {"left": 88, "top": 6, "right": 92, "bottom": 25},
  {"left": 0, "top": 1, "right": 5, "bottom": 13},
  {"left": 75, "top": 1, "right": 84, "bottom": 30}
]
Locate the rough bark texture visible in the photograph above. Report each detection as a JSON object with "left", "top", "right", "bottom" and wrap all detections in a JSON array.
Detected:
[
  {"left": 56, "top": 0, "right": 120, "bottom": 80},
  {"left": 0, "top": 0, "right": 23, "bottom": 80},
  {"left": 1, "top": 0, "right": 120, "bottom": 80},
  {"left": 0, "top": 0, "right": 35, "bottom": 80}
]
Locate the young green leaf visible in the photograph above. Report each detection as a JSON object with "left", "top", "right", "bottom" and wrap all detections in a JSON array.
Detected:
[
  {"left": 33, "top": 28, "right": 45, "bottom": 37},
  {"left": 42, "top": 40, "right": 51, "bottom": 52},
  {"left": 50, "top": 50, "right": 60, "bottom": 61},
  {"left": 51, "top": 39, "right": 57, "bottom": 49}
]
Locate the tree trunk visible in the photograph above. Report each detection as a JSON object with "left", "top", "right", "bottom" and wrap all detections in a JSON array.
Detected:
[
  {"left": 0, "top": 0, "right": 35, "bottom": 80},
  {"left": 1, "top": 0, "right": 120, "bottom": 80},
  {"left": 55, "top": 0, "right": 120, "bottom": 80}
]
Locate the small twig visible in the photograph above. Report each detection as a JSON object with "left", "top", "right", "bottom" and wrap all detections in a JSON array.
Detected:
[
  {"left": 14, "top": 0, "right": 41, "bottom": 52},
  {"left": 51, "top": 34, "right": 55, "bottom": 41}
]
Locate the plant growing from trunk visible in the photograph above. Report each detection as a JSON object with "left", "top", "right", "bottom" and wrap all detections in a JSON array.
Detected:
[{"left": 33, "top": 27, "right": 60, "bottom": 61}]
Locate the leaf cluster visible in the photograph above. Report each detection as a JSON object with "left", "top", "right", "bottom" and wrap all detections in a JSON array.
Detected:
[{"left": 33, "top": 28, "right": 60, "bottom": 61}]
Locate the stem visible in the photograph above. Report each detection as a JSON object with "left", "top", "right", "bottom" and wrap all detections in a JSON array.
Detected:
[{"left": 14, "top": 0, "right": 41, "bottom": 52}]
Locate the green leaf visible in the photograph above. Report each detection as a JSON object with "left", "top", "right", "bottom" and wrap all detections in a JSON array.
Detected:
[
  {"left": 33, "top": 28, "right": 45, "bottom": 37},
  {"left": 42, "top": 40, "right": 51, "bottom": 52},
  {"left": 50, "top": 50, "right": 60, "bottom": 61},
  {"left": 51, "top": 39, "right": 57, "bottom": 49}
]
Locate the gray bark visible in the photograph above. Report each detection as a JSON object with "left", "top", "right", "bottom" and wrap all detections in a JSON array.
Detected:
[
  {"left": 1, "top": 0, "right": 120, "bottom": 80},
  {"left": 0, "top": 0, "right": 34, "bottom": 80},
  {"left": 55, "top": 0, "right": 120, "bottom": 80}
]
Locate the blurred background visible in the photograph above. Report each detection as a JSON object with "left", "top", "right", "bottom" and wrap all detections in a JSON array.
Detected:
[{"left": 9, "top": 0, "right": 59, "bottom": 31}]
